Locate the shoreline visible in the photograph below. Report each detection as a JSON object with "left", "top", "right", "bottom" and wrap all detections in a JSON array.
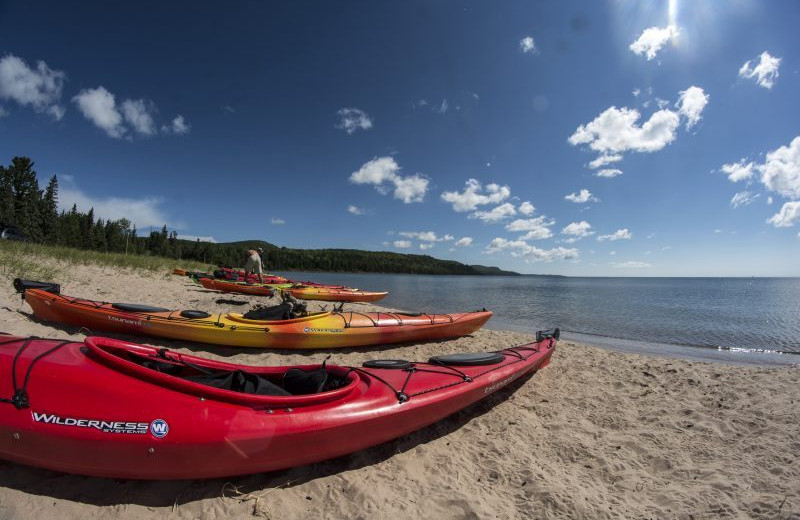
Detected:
[
  {"left": 1, "top": 263, "right": 798, "bottom": 518},
  {"left": 486, "top": 320, "right": 799, "bottom": 367},
  {"left": 276, "top": 270, "right": 800, "bottom": 366}
]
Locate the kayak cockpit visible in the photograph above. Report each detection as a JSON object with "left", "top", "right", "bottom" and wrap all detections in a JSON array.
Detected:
[{"left": 83, "top": 337, "right": 360, "bottom": 408}]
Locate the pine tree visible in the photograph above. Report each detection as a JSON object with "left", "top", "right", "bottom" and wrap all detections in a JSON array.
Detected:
[
  {"left": 41, "top": 175, "right": 59, "bottom": 242},
  {"left": 0, "top": 163, "right": 12, "bottom": 226},
  {"left": 80, "top": 208, "right": 95, "bottom": 249},
  {"left": 8, "top": 157, "right": 43, "bottom": 241}
]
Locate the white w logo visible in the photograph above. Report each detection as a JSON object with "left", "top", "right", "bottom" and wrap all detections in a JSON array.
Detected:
[{"left": 149, "top": 419, "right": 169, "bottom": 438}]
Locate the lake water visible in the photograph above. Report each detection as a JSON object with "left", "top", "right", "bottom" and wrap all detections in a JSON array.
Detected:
[{"left": 278, "top": 272, "right": 800, "bottom": 365}]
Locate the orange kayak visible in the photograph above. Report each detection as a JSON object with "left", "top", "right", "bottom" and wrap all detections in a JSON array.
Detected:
[
  {"left": 198, "top": 277, "right": 279, "bottom": 296},
  {"left": 284, "top": 286, "right": 388, "bottom": 302},
  {"left": 16, "top": 281, "right": 491, "bottom": 350}
]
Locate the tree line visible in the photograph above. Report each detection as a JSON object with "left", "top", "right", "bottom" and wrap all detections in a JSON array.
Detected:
[{"left": 0, "top": 156, "right": 506, "bottom": 275}]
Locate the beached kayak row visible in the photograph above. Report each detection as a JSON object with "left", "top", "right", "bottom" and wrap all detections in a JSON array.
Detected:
[
  {"left": 176, "top": 266, "right": 388, "bottom": 302},
  {"left": 15, "top": 280, "right": 491, "bottom": 349},
  {"left": 1, "top": 273, "right": 557, "bottom": 480}
]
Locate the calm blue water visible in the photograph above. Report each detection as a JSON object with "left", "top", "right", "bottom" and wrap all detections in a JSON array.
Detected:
[{"left": 279, "top": 272, "right": 800, "bottom": 364}]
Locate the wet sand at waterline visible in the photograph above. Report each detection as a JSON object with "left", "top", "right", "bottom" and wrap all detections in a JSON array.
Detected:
[{"left": 0, "top": 263, "right": 797, "bottom": 519}]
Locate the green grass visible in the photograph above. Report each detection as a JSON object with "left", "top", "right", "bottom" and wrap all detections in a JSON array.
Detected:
[{"left": 0, "top": 241, "right": 213, "bottom": 282}]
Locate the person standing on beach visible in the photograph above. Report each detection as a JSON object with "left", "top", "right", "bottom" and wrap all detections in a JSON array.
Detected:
[{"left": 243, "top": 247, "right": 265, "bottom": 284}]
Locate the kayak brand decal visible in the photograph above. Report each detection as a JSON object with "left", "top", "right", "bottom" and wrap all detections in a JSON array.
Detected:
[
  {"left": 149, "top": 419, "right": 169, "bottom": 438},
  {"left": 303, "top": 327, "right": 344, "bottom": 333},
  {"left": 484, "top": 375, "right": 518, "bottom": 394},
  {"left": 32, "top": 412, "right": 149, "bottom": 434},
  {"left": 107, "top": 315, "right": 150, "bottom": 327},
  {"left": 31, "top": 412, "right": 169, "bottom": 438}
]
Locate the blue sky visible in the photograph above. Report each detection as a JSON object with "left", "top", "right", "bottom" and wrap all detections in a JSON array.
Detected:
[{"left": 1, "top": 0, "right": 798, "bottom": 276}]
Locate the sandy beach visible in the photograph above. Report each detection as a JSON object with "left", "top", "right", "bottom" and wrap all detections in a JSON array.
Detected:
[{"left": 0, "top": 263, "right": 798, "bottom": 519}]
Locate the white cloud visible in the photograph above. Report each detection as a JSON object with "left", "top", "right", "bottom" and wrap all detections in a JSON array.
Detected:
[
  {"left": 397, "top": 232, "right": 456, "bottom": 250},
  {"left": 0, "top": 54, "right": 65, "bottom": 119},
  {"left": 767, "top": 196, "right": 773, "bottom": 205},
  {"left": 561, "top": 221, "right": 594, "bottom": 241},
  {"left": 0, "top": 105, "right": 7, "bottom": 117},
  {"left": 435, "top": 99, "right": 449, "bottom": 114},
  {"left": 632, "top": 88, "right": 641, "bottom": 97},
  {"left": 630, "top": 25, "right": 679, "bottom": 60},
  {"left": 569, "top": 106, "right": 680, "bottom": 154},
  {"left": 767, "top": 201, "right": 800, "bottom": 227},
  {"left": 595, "top": 168, "right": 623, "bottom": 178},
  {"left": 597, "top": 228, "right": 632, "bottom": 241},
  {"left": 167, "top": 115, "right": 192, "bottom": 135},
  {"left": 347, "top": 205, "right": 365, "bottom": 215},
  {"left": 730, "top": 191, "right": 759, "bottom": 208},
  {"left": 336, "top": 107, "right": 373, "bottom": 134},
  {"left": 441, "top": 179, "right": 510, "bottom": 212},
  {"left": 121, "top": 99, "right": 156, "bottom": 136},
  {"left": 760, "top": 136, "right": 800, "bottom": 199},
  {"left": 399, "top": 231, "right": 438, "bottom": 242},
  {"left": 271, "top": 217, "right": 285, "bottom": 225},
  {"left": 455, "top": 237, "right": 473, "bottom": 246},
  {"left": 350, "top": 156, "right": 429, "bottom": 203},
  {"left": 518, "top": 201, "right": 535, "bottom": 215},
  {"left": 721, "top": 159, "right": 755, "bottom": 182},
  {"left": 472, "top": 202, "right": 517, "bottom": 223},
  {"left": 350, "top": 156, "right": 398, "bottom": 185},
  {"left": 393, "top": 240, "right": 412, "bottom": 249},
  {"left": 163, "top": 115, "right": 190, "bottom": 135},
  {"left": 176, "top": 234, "right": 217, "bottom": 243},
  {"left": 486, "top": 238, "right": 578, "bottom": 262},
  {"left": 506, "top": 216, "right": 555, "bottom": 240},
  {"left": 570, "top": 87, "right": 707, "bottom": 171},
  {"left": 676, "top": 86, "right": 709, "bottom": 129},
  {"left": 393, "top": 174, "right": 429, "bottom": 204},
  {"left": 519, "top": 36, "right": 537, "bottom": 54},
  {"left": 723, "top": 136, "right": 800, "bottom": 201},
  {"left": 739, "top": 51, "right": 781, "bottom": 89},
  {"left": 58, "top": 185, "right": 170, "bottom": 228},
  {"left": 72, "top": 87, "right": 125, "bottom": 138},
  {"left": 564, "top": 189, "right": 598, "bottom": 203},
  {"left": 74, "top": 85, "right": 188, "bottom": 138},
  {"left": 612, "top": 261, "right": 652, "bottom": 268},
  {"left": 588, "top": 154, "right": 623, "bottom": 169}
]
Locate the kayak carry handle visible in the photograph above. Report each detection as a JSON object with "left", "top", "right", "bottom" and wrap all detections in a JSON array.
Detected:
[
  {"left": 13, "top": 278, "right": 61, "bottom": 298},
  {"left": 536, "top": 328, "right": 560, "bottom": 342}
]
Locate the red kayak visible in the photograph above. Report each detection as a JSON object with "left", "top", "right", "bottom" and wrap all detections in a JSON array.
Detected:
[
  {"left": 0, "top": 330, "right": 558, "bottom": 479},
  {"left": 214, "top": 267, "right": 289, "bottom": 285},
  {"left": 198, "top": 277, "right": 276, "bottom": 297},
  {"left": 215, "top": 267, "right": 351, "bottom": 289}
]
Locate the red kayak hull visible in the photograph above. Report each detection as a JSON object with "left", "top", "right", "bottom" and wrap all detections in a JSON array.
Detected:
[
  {"left": 198, "top": 277, "right": 276, "bottom": 296},
  {"left": 0, "top": 333, "right": 555, "bottom": 479}
]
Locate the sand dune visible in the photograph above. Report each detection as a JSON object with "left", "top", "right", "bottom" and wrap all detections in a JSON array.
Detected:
[{"left": 0, "top": 263, "right": 797, "bottom": 519}]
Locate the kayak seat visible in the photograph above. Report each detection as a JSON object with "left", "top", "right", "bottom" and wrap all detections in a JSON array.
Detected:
[
  {"left": 111, "top": 302, "right": 171, "bottom": 313},
  {"left": 185, "top": 370, "right": 291, "bottom": 396},
  {"left": 180, "top": 310, "right": 211, "bottom": 319},
  {"left": 124, "top": 351, "right": 292, "bottom": 396},
  {"left": 242, "top": 302, "right": 309, "bottom": 321},
  {"left": 283, "top": 367, "right": 328, "bottom": 395},
  {"left": 283, "top": 363, "right": 351, "bottom": 395},
  {"left": 429, "top": 352, "right": 505, "bottom": 366}
]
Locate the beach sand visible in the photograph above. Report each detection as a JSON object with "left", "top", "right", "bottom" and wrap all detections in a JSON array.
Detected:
[{"left": 0, "top": 263, "right": 798, "bottom": 519}]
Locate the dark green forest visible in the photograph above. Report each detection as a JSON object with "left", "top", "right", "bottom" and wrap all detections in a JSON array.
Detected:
[{"left": 0, "top": 156, "right": 520, "bottom": 275}]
